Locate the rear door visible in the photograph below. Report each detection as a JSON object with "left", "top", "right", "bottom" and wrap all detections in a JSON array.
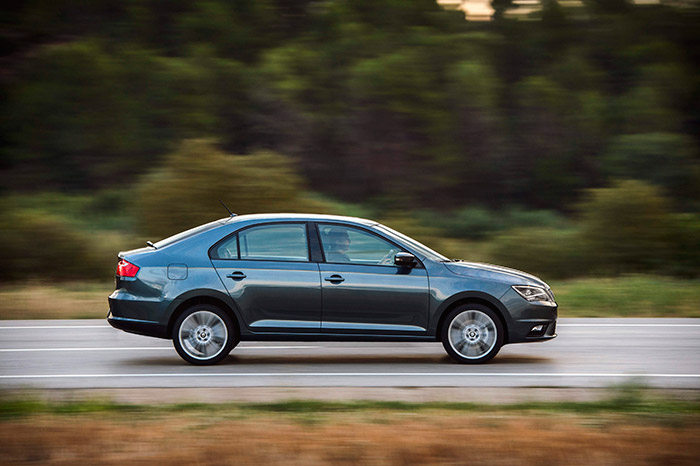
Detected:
[
  {"left": 316, "top": 223, "right": 430, "bottom": 335},
  {"left": 211, "top": 222, "right": 322, "bottom": 332}
]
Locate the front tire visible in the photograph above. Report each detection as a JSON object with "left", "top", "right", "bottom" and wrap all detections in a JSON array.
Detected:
[
  {"left": 172, "top": 304, "right": 237, "bottom": 365},
  {"left": 441, "top": 304, "right": 503, "bottom": 364}
]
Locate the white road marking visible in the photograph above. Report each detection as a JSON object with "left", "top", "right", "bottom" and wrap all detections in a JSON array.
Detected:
[
  {"left": 0, "top": 372, "right": 698, "bottom": 379},
  {"left": 0, "top": 346, "right": 318, "bottom": 352},
  {"left": 0, "top": 347, "right": 169, "bottom": 352},
  {"left": 557, "top": 324, "right": 700, "bottom": 327},
  {"left": 0, "top": 325, "right": 111, "bottom": 329}
]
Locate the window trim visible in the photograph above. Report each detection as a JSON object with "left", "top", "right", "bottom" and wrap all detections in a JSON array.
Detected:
[
  {"left": 209, "top": 221, "right": 312, "bottom": 263},
  {"left": 307, "top": 222, "right": 324, "bottom": 262},
  {"left": 314, "top": 222, "right": 424, "bottom": 269}
]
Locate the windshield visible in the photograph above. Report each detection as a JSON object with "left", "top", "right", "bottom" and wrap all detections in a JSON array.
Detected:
[{"left": 374, "top": 224, "right": 449, "bottom": 262}]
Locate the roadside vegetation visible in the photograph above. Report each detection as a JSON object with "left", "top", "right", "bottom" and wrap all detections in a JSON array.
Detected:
[
  {"left": 1, "top": 1, "right": 698, "bottom": 315},
  {"left": 1, "top": 388, "right": 699, "bottom": 465},
  {"left": 2, "top": 275, "right": 700, "bottom": 320},
  {"left": 2, "top": 174, "right": 699, "bottom": 319},
  {"left": 3, "top": 384, "right": 700, "bottom": 418}
]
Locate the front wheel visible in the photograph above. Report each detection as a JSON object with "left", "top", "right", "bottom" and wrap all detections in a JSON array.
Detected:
[
  {"left": 441, "top": 304, "right": 503, "bottom": 364},
  {"left": 172, "top": 304, "right": 237, "bottom": 365}
]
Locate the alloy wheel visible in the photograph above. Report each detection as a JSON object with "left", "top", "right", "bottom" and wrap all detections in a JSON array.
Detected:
[
  {"left": 178, "top": 310, "right": 229, "bottom": 361},
  {"left": 447, "top": 309, "right": 498, "bottom": 359}
]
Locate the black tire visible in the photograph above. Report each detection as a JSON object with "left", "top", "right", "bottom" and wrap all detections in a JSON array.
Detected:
[
  {"left": 172, "top": 304, "right": 237, "bottom": 365},
  {"left": 441, "top": 303, "right": 504, "bottom": 364}
]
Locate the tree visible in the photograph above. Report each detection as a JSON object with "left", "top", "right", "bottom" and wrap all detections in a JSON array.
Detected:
[{"left": 601, "top": 133, "right": 700, "bottom": 203}]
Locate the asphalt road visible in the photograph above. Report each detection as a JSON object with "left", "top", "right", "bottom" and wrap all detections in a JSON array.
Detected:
[{"left": 0, "top": 318, "right": 699, "bottom": 389}]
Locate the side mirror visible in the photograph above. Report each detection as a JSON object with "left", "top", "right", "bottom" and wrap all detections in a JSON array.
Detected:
[{"left": 394, "top": 252, "right": 417, "bottom": 268}]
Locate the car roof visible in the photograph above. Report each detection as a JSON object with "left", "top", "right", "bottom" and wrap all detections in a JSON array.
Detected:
[{"left": 225, "top": 213, "right": 379, "bottom": 226}]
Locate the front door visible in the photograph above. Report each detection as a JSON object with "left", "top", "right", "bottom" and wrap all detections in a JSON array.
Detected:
[
  {"left": 316, "top": 223, "right": 429, "bottom": 335},
  {"left": 211, "top": 222, "right": 322, "bottom": 332}
]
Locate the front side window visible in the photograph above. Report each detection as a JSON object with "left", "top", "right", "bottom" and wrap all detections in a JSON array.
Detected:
[
  {"left": 238, "top": 224, "right": 308, "bottom": 262},
  {"left": 318, "top": 224, "right": 401, "bottom": 266}
]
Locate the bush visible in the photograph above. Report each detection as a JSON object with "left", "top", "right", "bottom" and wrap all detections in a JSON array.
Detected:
[
  {"left": 668, "top": 214, "right": 700, "bottom": 277},
  {"left": 437, "top": 207, "right": 504, "bottom": 240},
  {"left": 377, "top": 215, "right": 450, "bottom": 254},
  {"left": 503, "top": 207, "right": 568, "bottom": 230},
  {"left": 487, "top": 227, "right": 588, "bottom": 280},
  {"left": 134, "top": 139, "right": 335, "bottom": 238},
  {"left": 578, "top": 180, "right": 675, "bottom": 274},
  {"left": 417, "top": 206, "right": 567, "bottom": 241},
  {"left": 0, "top": 210, "right": 110, "bottom": 281},
  {"left": 484, "top": 182, "right": 698, "bottom": 279}
]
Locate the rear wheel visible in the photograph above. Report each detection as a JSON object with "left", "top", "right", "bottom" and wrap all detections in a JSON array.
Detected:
[
  {"left": 172, "top": 304, "right": 237, "bottom": 365},
  {"left": 441, "top": 304, "right": 503, "bottom": 364}
]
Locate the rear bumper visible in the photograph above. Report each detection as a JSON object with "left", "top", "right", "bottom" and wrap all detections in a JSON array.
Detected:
[
  {"left": 108, "top": 291, "right": 170, "bottom": 339},
  {"left": 107, "top": 311, "right": 169, "bottom": 339}
]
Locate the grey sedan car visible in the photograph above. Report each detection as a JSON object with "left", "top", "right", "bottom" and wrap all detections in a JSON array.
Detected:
[{"left": 108, "top": 213, "right": 557, "bottom": 365}]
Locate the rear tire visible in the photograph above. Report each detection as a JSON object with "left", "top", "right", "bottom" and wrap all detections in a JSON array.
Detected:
[
  {"left": 172, "top": 304, "right": 237, "bottom": 365},
  {"left": 441, "top": 304, "right": 503, "bottom": 364}
]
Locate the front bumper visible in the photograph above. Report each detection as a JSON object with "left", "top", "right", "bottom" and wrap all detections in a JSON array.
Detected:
[
  {"left": 512, "top": 319, "right": 557, "bottom": 342},
  {"left": 500, "top": 288, "right": 558, "bottom": 344},
  {"left": 507, "top": 309, "right": 558, "bottom": 343}
]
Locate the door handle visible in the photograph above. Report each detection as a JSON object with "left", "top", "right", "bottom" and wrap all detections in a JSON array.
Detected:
[
  {"left": 324, "top": 274, "right": 345, "bottom": 283},
  {"left": 226, "top": 271, "right": 247, "bottom": 280}
]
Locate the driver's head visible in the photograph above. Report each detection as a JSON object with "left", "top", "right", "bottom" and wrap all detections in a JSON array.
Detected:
[{"left": 327, "top": 229, "right": 350, "bottom": 252}]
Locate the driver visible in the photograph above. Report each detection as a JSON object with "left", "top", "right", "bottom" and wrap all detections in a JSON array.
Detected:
[{"left": 325, "top": 229, "right": 351, "bottom": 263}]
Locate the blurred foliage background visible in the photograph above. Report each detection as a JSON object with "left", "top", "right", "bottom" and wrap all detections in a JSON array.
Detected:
[{"left": 1, "top": 0, "right": 699, "bottom": 291}]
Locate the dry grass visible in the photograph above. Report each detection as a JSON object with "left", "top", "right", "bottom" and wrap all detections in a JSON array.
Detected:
[
  {"left": 0, "top": 282, "right": 112, "bottom": 320},
  {"left": 1, "top": 411, "right": 699, "bottom": 465}
]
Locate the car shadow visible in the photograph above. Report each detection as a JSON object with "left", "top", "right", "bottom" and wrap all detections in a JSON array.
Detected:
[
  {"left": 222, "top": 354, "right": 456, "bottom": 365},
  {"left": 123, "top": 354, "right": 550, "bottom": 367},
  {"left": 484, "top": 355, "right": 550, "bottom": 365},
  {"left": 221, "top": 354, "right": 550, "bottom": 366},
  {"left": 119, "top": 353, "right": 550, "bottom": 366},
  {"left": 119, "top": 357, "right": 190, "bottom": 366}
]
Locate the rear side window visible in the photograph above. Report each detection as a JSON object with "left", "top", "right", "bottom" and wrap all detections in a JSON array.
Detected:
[
  {"left": 238, "top": 224, "right": 309, "bottom": 262},
  {"left": 212, "top": 235, "right": 239, "bottom": 259}
]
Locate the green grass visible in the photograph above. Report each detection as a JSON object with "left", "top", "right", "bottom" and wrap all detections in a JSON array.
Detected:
[
  {"left": 2, "top": 386, "right": 698, "bottom": 421},
  {"left": 551, "top": 275, "right": 700, "bottom": 317}
]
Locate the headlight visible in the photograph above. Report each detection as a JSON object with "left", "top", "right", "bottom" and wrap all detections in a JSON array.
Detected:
[{"left": 512, "top": 285, "right": 556, "bottom": 306}]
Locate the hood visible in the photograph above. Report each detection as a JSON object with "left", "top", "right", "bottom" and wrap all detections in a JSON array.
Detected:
[{"left": 444, "top": 261, "right": 549, "bottom": 288}]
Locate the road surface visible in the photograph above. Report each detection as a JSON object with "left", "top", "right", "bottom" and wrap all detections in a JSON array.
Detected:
[{"left": 1, "top": 318, "right": 699, "bottom": 389}]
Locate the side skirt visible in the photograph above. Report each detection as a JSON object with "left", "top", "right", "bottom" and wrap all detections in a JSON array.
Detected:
[{"left": 239, "top": 332, "right": 438, "bottom": 342}]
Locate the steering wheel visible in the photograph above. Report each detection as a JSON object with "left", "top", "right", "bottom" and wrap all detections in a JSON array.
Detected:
[{"left": 379, "top": 248, "right": 398, "bottom": 265}]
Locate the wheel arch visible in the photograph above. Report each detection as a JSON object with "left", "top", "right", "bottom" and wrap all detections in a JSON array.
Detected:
[
  {"left": 166, "top": 289, "right": 242, "bottom": 340},
  {"left": 435, "top": 292, "right": 511, "bottom": 345}
]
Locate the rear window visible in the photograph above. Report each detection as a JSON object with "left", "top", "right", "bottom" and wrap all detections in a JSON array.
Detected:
[{"left": 153, "top": 219, "right": 227, "bottom": 249}]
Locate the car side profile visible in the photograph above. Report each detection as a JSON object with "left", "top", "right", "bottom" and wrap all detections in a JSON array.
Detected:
[{"left": 108, "top": 214, "right": 557, "bottom": 365}]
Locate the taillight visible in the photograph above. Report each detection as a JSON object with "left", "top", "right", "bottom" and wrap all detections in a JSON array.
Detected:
[{"left": 117, "top": 259, "right": 140, "bottom": 278}]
